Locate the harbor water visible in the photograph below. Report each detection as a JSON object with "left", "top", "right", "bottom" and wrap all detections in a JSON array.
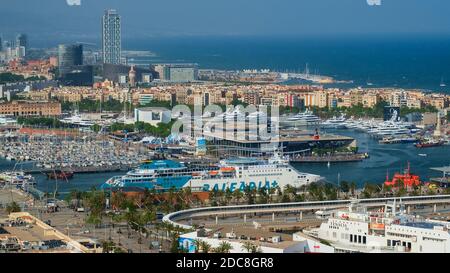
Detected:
[
  {"left": 1, "top": 128, "right": 449, "bottom": 193},
  {"left": 294, "top": 128, "right": 450, "bottom": 186}
]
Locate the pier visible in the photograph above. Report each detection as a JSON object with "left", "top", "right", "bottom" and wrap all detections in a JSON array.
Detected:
[
  {"left": 289, "top": 153, "right": 369, "bottom": 163},
  {"left": 23, "top": 164, "right": 135, "bottom": 175}
]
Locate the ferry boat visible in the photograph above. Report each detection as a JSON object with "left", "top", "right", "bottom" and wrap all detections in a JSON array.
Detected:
[
  {"left": 101, "top": 155, "right": 323, "bottom": 192},
  {"left": 304, "top": 200, "right": 450, "bottom": 253}
]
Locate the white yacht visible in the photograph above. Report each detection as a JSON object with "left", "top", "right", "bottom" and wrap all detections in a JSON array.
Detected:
[
  {"left": 216, "top": 107, "right": 246, "bottom": 122},
  {"left": 247, "top": 111, "right": 268, "bottom": 120},
  {"left": 60, "top": 112, "right": 95, "bottom": 127},
  {"left": 282, "top": 110, "right": 321, "bottom": 126},
  {"left": 321, "top": 115, "right": 347, "bottom": 128},
  {"left": 367, "top": 122, "right": 411, "bottom": 136}
]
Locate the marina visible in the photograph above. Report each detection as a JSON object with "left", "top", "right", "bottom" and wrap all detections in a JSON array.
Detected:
[{"left": 0, "top": 135, "right": 147, "bottom": 172}]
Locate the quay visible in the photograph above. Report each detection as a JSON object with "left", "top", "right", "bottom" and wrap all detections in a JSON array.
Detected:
[
  {"left": 289, "top": 153, "right": 369, "bottom": 163},
  {"left": 23, "top": 164, "right": 135, "bottom": 175}
]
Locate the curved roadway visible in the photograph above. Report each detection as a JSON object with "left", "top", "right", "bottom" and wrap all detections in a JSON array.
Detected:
[{"left": 163, "top": 194, "right": 450, "bottom": 229}]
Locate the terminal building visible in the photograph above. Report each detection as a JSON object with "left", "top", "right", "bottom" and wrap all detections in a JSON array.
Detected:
[
  {"left": 134, "top": 107, "right": 172, "bottom": 126},
  {"left": 201, "top": 119, "right": 355, "bottom": 157},
  {"left": 179, "top": 226, "right": 334, "bottom": 253}
]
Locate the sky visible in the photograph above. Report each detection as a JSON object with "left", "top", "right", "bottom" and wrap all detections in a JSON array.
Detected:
[{"left": 1, "top": 0, "right": 450, "bottom": 45}]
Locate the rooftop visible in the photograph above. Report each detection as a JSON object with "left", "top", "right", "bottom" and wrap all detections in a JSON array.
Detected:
[
  {"left": 136, "top": 107, "right": 170, "bottom": 112},
  {"left": 0, "top": 213, "right": 100, "bottom": 253},
  {"left": 193, "top": 226, "right": 299, "bottom": 249}
]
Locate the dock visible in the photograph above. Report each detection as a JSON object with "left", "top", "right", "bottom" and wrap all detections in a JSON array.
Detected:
[
  {"left": 23, "top": 164, "right": 135, "bottom": 175},
  {"left": 289, "top": 153, "right": 369, "bottom": 163}
]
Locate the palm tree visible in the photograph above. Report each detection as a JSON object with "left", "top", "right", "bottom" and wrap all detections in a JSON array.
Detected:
[
  {"left": 6, "top": 202, "right": 21, "bottom": 214},
  {"left": 111, "top": 191, "right": 127, "bottom": 210},
  {"left": 193, "top": 239, "right": 202, "bottom": 254},
  {"left": 268, "top": 187, "right": 276, "bottom": 203},
  {"left": 350, "top": 182, "right": 357, "bottom": 196},
  {"left": 200, "top": 241, "right": 212, "bottom": 253},
  {"left": 244, "top": 186, "right": 256, "bottom": 205},
  {"left": 182, "top": 187, "right": 193, "bottom": 208},
  {"left": 225, "top": 188, "right": 233, "bottom": 205},
  {"left": 232, "top": 190, "right": 243, "bottom": 205},
  {"left": 241, "top": 241, "right": 256, "bottom": 253},
  {"left": 215, "top": 241, "right": 233, "bottom": 253}
]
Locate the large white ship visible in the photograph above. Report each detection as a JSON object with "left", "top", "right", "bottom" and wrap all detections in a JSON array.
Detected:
[
  {"left": 101, "top": 154, "right": 323, "bottom": 192},
  {"left": 281, "top": 110, "right": 321, "bottom": 126},
  {"left": 305, "top": 200, "right": 450, "bottom": 253}
]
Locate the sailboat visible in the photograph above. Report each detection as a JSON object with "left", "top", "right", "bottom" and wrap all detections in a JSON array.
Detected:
[
  {"left": 440, "top": 77, "right": 446, "bottom": 87},
  {"left": 366, "top": 77, "right": 374, "bottom": 86}
]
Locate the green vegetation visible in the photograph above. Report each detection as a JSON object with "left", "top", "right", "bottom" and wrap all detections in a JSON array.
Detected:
[
  {"left": 279, "top": 106, "right": 301, "bottom": 115},
  {"left": 83, "top": 189, "right": 107, "bottom": 226},
  {"left": 311, "top": 101, "right": 388, "bottom": 119},
  {"left": 311, "top": 101, "right": 439, "bottom": 120},
  {"left": 5, "top": 202, "right": 21, "bottom": 214},
  {"left": 17, "top": 116, "right": 64, "bottom": 128},
  {"left": 90, "top": 124, "right": 102, "bottom": 133},
  {"left": 0, "top": 72, "right": 46, "bottom": 84},
  {"left": 312, "top": 146, "right": 358, "bottom": 156},
  {"left": 214, "top": 241, "right": 233, "bottom": 253},
  {"left": 61, "top": 98, "right": 133, "bottom": 113},
  {"left": 110, "top": 120, "right": 176, "bottom": 138},
  {"left": 241, "top": 241, "right": 262, "bottom": 253},
  {"left": 134, "top": 121, "right": 176, "bottom": 138},
  {"left": 361, "top": 183, "right": 382, "bottom": 199},
  {"left": 100, "top": 240, "right": 126, "bottom": 253},
  {"left": 400, "top": 105, "right": 438, "bottom": 116}
]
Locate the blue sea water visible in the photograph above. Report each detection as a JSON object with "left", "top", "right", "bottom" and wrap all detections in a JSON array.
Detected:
[
  {"left": 293, "top": 128, "right": 450, "bottom": 186},
  {"left": 125, "top": 35, "right": 450, "bottom": 92}
]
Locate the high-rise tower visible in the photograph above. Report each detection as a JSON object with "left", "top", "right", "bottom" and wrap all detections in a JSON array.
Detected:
[
  {"left": 58, "top": 44, "right": 83, "bottom": 77},
  {"left": 102, "top": 9, "right": 121, "bottom": 65}
]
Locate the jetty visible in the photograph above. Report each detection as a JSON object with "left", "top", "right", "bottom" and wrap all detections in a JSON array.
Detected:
[{"left": 289, "top": 153, "right": 369, "bottom": 163}]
